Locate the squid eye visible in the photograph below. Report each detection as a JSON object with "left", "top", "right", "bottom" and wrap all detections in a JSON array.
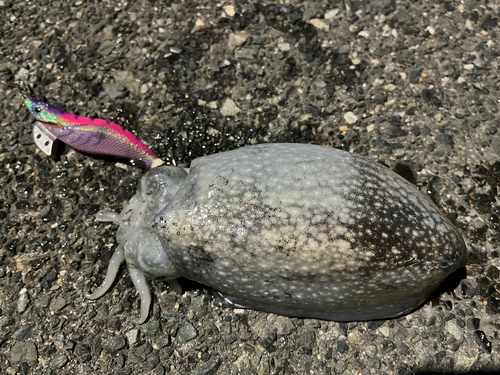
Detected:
[{"left": 34, "top": 106, "right": 42, "bottom": 113}]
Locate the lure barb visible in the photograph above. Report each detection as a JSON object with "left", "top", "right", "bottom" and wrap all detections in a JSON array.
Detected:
[{"left": 25, "top": 98, "right": 164, "bottom": 169}]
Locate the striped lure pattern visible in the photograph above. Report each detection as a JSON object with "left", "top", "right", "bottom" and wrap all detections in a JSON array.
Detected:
[{"left": 25, "top": 98, "right": 162, "bottom": 168}]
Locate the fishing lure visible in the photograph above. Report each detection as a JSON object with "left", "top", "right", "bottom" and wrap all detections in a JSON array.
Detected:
[{"left": 25, "top": 98, "right": 163, "bottom": 168}]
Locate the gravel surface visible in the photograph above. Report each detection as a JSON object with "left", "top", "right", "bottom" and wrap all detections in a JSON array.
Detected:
[{"left": 1, "top": 0, "right": 500, "bottom": 374}]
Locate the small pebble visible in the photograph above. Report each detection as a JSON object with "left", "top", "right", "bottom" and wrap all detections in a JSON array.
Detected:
[
  {"left": 64, "top": 341, "right": 75, "bottom": 351},
  {"left": 74, "top": 344, "right": 91, "bottom": 363},
  {"left": 348, "top": 330, "right": 365, "bottom": 346},
  {"left": 234, "top": 48, "right": 255, "bottom": 60},
  {"left": 192, "top": 18, "right": 208, "bottom": 32},
  {"left": 223, "top": 5, "right": 235, "bottom": 17},
  {"left": 52, "top": 354, "right": 69, "bottom": 369},
  {"left": 103, "top": 335, "right": 127, "bottom": 352},
  {"left": 220, "top": 99, "right": 240, "bottom": 116},
  {"left": 176, "top": 322, "right": 198, "bottom": 343},
  {"left": 144, "top": 356, "right": 160, "bottom": 370},
  {"left": 0, "top": 316, "right": 13, "bottom": 327},
  {"left": 384, "top": 84, "right": 396, "bottom": 92},
  {"left": 110, "top": 303, "right": 124, "bottom": 315},
  {"left": 365, "top": 344, "right": 377, "bottom": 358},
  {"left": 227, "top": 31, "right": 249, "bottom": 50},
  {"left": 474, "top": 330, "right": 492, "bottom": 353},
  {"left": 10, "top": 341, "right": 38, "bottom": 362},
  {"left": 307, "top": 19, "right": 329, "bottom": 31},
  {"left": 169, "top": 45, "right": 183, "bottom": 54},
  {"left": 335, "top": 359, "right": 347, "bottom": 374},
  {"left": 49, "top": 296, "right": 67, "bottom": 312},
  {"left": 125, "top": 329, "right": 140, "bottom": 345},
  {"left": 324, "top": 9, "right": 340, "bottom": 19},
  {"left": 378, "top": 326, "right": 390, "bottom": 337},
  {"left": 278, "top": 43, "right": 290, "bottom": 52},
  {"left": 343, "top": 111, "right": 358, "bottom": 124},
  {"left": 17, "top": 293, "right": 29, "bottom": 313}
]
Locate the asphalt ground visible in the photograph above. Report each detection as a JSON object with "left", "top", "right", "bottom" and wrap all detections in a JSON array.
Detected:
[{"left": 1, "top": 0, "right": 500, "bottom": 374}]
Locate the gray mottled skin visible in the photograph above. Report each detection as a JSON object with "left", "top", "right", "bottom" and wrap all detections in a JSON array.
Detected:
[
  {"left": 151, "top": 143, "right": 466, "bottom": 321},
  {"left": 92, "top": 143, "right": 466, "bottom": 322}
]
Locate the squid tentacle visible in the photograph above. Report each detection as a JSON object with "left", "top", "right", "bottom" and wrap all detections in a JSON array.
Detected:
[
  {"left": 128, "top": 266, "right": 151, "bottom": 324},
  {"left": 96, "top": 210, "right": 121, "bottom": 225},
  {"left": 85, "top": 244, "right": 125, "bottom": 300}
]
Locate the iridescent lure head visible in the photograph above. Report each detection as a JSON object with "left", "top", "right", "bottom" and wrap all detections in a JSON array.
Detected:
[{"left": 25, "top": 98, "right": 60, "bottom": 123}]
